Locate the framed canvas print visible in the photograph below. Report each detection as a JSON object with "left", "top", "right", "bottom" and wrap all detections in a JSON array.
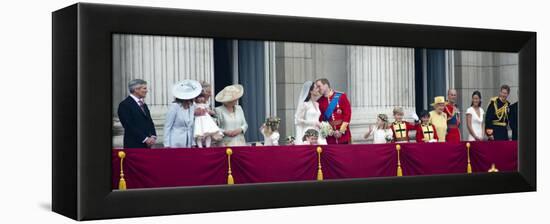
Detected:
[{"left": 52, "top": 3, "right": 536, "bottom": 221}]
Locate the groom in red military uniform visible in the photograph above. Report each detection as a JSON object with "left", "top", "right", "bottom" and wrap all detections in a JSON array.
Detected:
[{"left": 316, "top": 78, "right": 352, "bottom": 144}]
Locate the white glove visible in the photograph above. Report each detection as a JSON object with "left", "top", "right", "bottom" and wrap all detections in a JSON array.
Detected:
[{"left": 410, "top": 112, "right": 419, "bottom": 121}]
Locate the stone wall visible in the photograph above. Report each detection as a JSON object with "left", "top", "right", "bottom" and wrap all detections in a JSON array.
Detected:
[
  {"left": 275, "top": 42, "right": 416, "bottom": 143},
  {"left": 348, "top": 46, "right": 416, "bottom": 143},
  {"left": 453, "top": 51, "right": 518, "bottom": 139},
  {"left": 112, "top": 34, "right": 214, "bottom": 148},
  {"left": 111, "top": 35, "right": 518, "bottom": 147}
]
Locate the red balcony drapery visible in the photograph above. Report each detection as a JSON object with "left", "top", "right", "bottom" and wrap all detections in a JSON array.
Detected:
[{"left": 112, "top": 141, "right": 518, "bottom": 190}]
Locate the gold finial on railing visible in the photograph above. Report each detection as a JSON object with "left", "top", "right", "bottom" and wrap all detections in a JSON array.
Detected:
[
  {"left": 316, "top": 146, "right": 323, "bottom": 181},
  {"left": 118, "top": 151, "right": 127, "bottom": 190},
  {"left": 466, "top": 142, "right": 472, "bottom": 174},
  {"left": 396, "top": 144, "right": 403, "bottom": 176},
  {"left": 226, "top": 148, "right": 234, "bottom": 185},
  {"left": 488, "top": 163, "right": 499, "bottom": 173}
]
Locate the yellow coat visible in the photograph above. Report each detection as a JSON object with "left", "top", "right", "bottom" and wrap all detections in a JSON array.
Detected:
[{"left": 429, "top": 110, "right": 448, "bottom": 142}]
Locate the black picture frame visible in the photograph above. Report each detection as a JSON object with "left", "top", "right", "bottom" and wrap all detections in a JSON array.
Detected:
[{"left": 52, "top": 2, "right": 536, "bottom": 221}]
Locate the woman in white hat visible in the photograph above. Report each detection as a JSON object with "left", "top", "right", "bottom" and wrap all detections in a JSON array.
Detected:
[
  {"left": 214, "top": 84, "right": 248, "bottom": 146},
  {"left": 163, "top": 80, "right": 203, "bottom": 148},
  {"left": 429, "top": 96, "right": 448, "bottom": 142}
]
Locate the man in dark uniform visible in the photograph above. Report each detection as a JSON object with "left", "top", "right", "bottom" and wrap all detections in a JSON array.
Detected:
[
  {"left": 485, "top": 85, "right": 510, "bottom": 141},
  {"left": 509, "top": 90, "right": 518, "bottom": 140}
]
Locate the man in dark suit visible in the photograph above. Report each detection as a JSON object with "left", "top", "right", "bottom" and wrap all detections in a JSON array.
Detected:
[
  {"left": 509, "top": 90, "right": 519, "bottom": 141},
  {"left": 117, "top": 79, "right": 157, "bottom": 148},
  {"left": 509, "top": 101, "right": 518, "bottom": 140}
]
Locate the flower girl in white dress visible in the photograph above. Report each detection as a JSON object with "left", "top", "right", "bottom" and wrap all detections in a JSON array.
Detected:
[
  {"left": 194, "top": 94, "right": 223, "bottom": 148},
  {"left": 260, "top": 117, "right": 281, "bottom": 146},
  {"left": 295, "top": 81, "right": 328, "bottom": 145},
  {"left": 363, "top": 114, "right": 393, "bottom": 144},
  {"left": 302, "top": 129, "right": 320, "bottom": 145}
]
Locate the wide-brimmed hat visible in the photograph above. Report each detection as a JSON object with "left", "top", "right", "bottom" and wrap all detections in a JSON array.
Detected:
[
  {"left": 215, "top": 84, "right": 244, "bottom": 103},
  {"left": 172, "top": 80, "right": 202, "bottom": 100},
  {"left": 431, "top": 96, "right": 447, "bottom": 106}
]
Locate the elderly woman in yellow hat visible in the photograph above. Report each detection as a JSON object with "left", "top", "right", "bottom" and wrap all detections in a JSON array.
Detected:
[
  {"left": 429, "top": 96, "right": 448, "bottom": 142},
  {"left": 214, "top": 84, "right": 249, "bottom": 146}
]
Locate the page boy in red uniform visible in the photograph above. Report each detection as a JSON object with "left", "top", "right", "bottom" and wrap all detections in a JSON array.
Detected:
[
  {"left": 415, "top": 110, "right": 439, "bottom": 143},
  {"left": 390, "top": 107, "right": 418, "bottom": 143}
]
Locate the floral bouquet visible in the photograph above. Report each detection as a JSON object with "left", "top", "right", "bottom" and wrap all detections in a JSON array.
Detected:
[
  {"left": 319, "top": 121, "right": 333, "bottom": 138},
  {"left": 385, "top": 134, "right": 393, "bottom": 143},
  {"left": 286, "top": 136, "right": 295, "bottom": 145}
]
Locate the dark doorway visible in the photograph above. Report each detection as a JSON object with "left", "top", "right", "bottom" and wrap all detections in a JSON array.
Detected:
[
  {"left": 213, "top": 39, "right": 235, "bottom": 108},
  {"left": 213, "top": 39, "right": 266, "bottom": 143},
  {"left": 414, "top": 48, "right": 447, "bottom": 114}
]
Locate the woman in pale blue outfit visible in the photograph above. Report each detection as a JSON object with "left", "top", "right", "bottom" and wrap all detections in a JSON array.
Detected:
[
  {"left": 214, "top": 84, "right": 248, "bottom": 146},
  {"left": 163, "top": 80, "right": 203, "bottom": 148}
]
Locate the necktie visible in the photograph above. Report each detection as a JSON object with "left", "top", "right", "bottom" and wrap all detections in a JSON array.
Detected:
[{"left": 138, "top": 99, "right": 146, "bottom": 114}]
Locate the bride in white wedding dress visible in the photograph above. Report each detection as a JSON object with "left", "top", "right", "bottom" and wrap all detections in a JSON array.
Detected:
[{"left": 294, "top": 81, "right": 327, "bottom": 145}]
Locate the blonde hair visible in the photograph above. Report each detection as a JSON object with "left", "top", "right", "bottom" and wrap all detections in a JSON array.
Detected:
[
  {"left": 393, "top": 107, "right": 404, "bottom": 115},
  {"left": 200, "top": 81, "right": 211, "bottom": 89}
]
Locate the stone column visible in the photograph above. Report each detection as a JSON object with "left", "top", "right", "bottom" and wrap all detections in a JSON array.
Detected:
[
  {"left": 348, "top": 46, "right": 416, "bottom": 143},
  {"left": 112, "top": 34, "right": 214, "bottom": 147}
]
